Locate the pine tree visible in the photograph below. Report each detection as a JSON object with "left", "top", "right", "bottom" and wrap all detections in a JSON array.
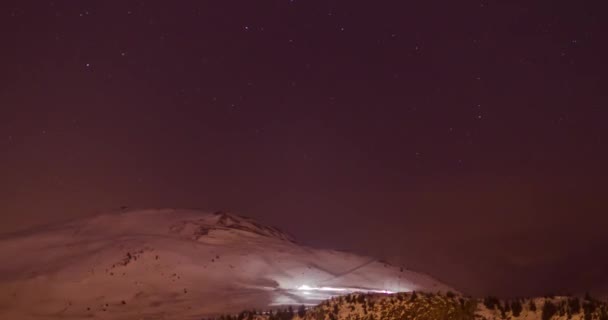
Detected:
[
  {"left": 297, "top": 305, "right": 306, "bottom": 318},
  {"left": 558, "top": 300, "right": 567, "bottom": 317},
  {"left": 409, "top": 291, "right": 418, "bottom": 302},
  {"left": 584, "top": 299, "right": 597, "bottom": 320},
  {"left": 357, "top": 294, "right": 366, "bottom": 304},
  {"left": 483, "top": 296, "right": 499, "bottom": 309},
  {"left": 599, "top": 306, "right": 608, "bottom": 320},
  {"left": 268, "top": 309, "right": 276, "bottom": 320},
  {"left": 529, "top": 300, "right": 537, "bottom": 312},
  {"left": 569, "top": 298, "right": 581, "bottom": 314},
  {"left": 511, "top": 300, "right": 523, "bottom": 317},
  {"left": 542, "top": 300, "right": 558, "bottom": 320}
]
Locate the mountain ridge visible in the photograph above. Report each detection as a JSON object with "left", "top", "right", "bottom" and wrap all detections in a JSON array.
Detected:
[{"left": 0, "top": 208, "right": 453, "bottom": 319}]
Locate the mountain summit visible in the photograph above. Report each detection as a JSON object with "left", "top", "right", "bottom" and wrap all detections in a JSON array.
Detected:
[{"left": 0, "top": 208, "right": 453, "bottom": 319}]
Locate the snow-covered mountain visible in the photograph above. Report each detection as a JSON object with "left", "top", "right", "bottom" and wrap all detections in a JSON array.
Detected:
[{"left": 0, "top": 209, "right": 452, "bottom": 319}]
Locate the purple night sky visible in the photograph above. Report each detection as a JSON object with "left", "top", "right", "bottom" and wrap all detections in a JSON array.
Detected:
[{"left": 1, "top": 1, "right": 607, "bottom": 296}]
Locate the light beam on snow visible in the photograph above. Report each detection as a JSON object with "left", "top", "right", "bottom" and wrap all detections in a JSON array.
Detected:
[{"left": 297, "top": 284, "right": 395, "bottom": 294}]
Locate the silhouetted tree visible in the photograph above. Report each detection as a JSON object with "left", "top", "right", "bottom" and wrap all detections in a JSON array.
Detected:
[
  {"left": 559, "top": 300, "right": 567, "bottom": 317},
  {"left": 368, "top": 300, "right": 375, "bottom": 309},
  {"left": 599, "top": 306, "right": 608, "bottom": 320},
  {"left": 529, "top": 300, "right": 537, "bottom": 312},
  {"left": 409, "top": 291, "right": 418, "bottom": 302},
  {"left": 483, "top": 296, "right": 500, "bottom": 309},
  {"left": 511, "top": 300, "right": 523, "bottom": 317},
  {"left": 267, "top": 310, "right": 276, "bottom": 320},
  {"left": 569, "top": 298, "right": 581, "bottom": 314},
  {"left": 542, "top": 300, "right": 558, "bottom": 320},
  {"left": 297, "top": 305, "right": 306, "bottom": 318},
  {"left": 584, "top": 300, "right": 597, "bottom": 320},
  {"left": 357, "top": 294, "right": 365, "bottom": 304}
]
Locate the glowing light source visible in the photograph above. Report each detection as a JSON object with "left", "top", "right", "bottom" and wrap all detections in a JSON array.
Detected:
[{"left": 297, "top": 284, "right": 394, "bottom": 294}]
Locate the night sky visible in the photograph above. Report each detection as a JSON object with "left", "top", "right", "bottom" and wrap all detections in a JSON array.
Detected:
[{"left": 2, "top": 1, "right": 607, "bottom": 297}]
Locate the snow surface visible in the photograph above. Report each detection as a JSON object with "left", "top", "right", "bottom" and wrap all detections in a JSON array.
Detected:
[{"left": 0, "top": 209, "right": 452, "bottom": 319}]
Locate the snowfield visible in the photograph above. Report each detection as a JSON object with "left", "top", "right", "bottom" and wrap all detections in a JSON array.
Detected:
[{"left": 0, "top": 209, "right": 453, "bottom": 319}]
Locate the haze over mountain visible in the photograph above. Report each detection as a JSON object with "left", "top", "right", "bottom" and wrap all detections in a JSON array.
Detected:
[{"left": 0, "top": 208, "right": 452, "bottom": 319}]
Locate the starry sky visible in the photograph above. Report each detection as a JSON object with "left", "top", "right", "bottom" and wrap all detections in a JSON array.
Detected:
[{"left": 1, "top": 1, "right": 607, "bottom": 297}]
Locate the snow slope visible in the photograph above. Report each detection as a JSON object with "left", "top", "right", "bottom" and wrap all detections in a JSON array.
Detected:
[
  {"left": 0, "top": 209, "right": 452, "bottom": 319},
  {"left": 286, "top": 293, "right": 608, "bottom": 320}
]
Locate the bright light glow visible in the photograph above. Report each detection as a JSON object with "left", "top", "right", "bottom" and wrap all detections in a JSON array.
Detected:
[
  {"left": 277, "top": 283, "right": 401, "bottom": 309},
  {"left": 368, "top": 289, "right": 395, "bottom": 294},
  {"left": 297, "top": 284, "right": 394, "bottom": 294},
  {"left": 319, "top": 286, "right": 347, "bottom": 292}
]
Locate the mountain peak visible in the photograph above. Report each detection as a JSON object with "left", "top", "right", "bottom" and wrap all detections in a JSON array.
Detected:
[{"left": 212, "top": 210, "right": 296, "bottom": 243}]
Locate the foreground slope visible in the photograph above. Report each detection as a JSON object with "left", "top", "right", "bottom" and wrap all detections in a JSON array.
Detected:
[
  {"left": 0, "top": 209, "right": 451, "bottom": 319},
  {"left": 219, "top": 292, "right": 608, "bottom": 320}
]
